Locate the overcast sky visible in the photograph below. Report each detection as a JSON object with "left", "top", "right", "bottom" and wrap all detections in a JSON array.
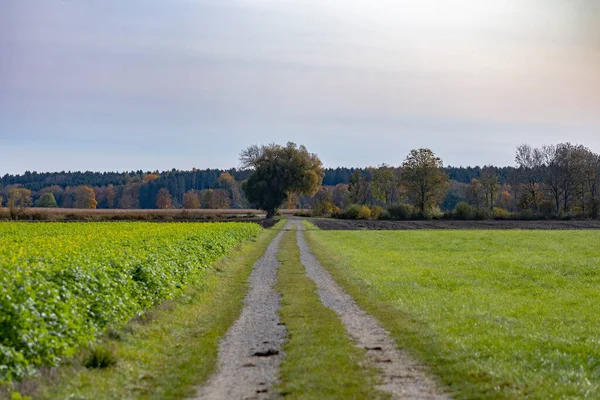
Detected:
[{"left": 1, "top": 0, "right": 599, "bottom": 174}]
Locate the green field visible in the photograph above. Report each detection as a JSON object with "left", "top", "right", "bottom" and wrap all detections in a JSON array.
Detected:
[
  {"left": 0, "top": 222, "right": 261, "bottom": 383},
  {"left": 306, "top": 230, "right": 600, "bottom": 399}
]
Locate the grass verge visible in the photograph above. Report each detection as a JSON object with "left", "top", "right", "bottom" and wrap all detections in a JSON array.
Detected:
[
  {"left": 301, "top": 219, "right": 319, "bottom": 230},
  {"left": 275, "top": 230, "right": 387, "bottom": 399},
  {"left": 305, "top": 230, "right": 600, "bottom": 399},
  {"left": 4, "top": 220, "right": 285, "bottom": 400}
]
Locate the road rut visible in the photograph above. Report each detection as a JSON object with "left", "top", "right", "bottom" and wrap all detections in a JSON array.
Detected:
[
  {"left": 292, "top": 220, "right": 451, "bottom": 399},
  {"left": 193, "top": 229, "right": 287, "bottom": 400}
]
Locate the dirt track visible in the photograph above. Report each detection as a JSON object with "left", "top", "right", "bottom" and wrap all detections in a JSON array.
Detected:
[
  {"left": 193, "top": 220, "right": 452, "bottom": 399},
  {"left": 293, "top": 221, "right": 450, "bottom": 399},
  {"left": 310, "top": 218, "right": 600, "bottom": 230},
  {"left": 193, "top": 230, "right": 287, "bottom": 400}
]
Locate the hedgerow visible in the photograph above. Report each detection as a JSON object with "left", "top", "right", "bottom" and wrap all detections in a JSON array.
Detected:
[{"left": 0, "top": 222, "right": 261, "bottom": 382}]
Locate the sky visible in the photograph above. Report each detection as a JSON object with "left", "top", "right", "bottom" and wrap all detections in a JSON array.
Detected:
[{"left": 1, "top": 0, "right": 599, "bottom": 174}]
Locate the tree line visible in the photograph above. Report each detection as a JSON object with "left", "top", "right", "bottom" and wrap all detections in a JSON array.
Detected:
[
  {"left": 308, "top": 142, "right": 600, "bottom": 220},
  {"left": 2, "top": 141, "right": 599, "bottom": 220}
]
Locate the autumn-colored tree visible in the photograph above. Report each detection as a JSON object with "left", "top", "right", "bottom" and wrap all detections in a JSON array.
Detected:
[
  {"left": 106, "top": 184, "right": 116, "bottom": 208},
  {"left": 285, "top": 192, "right": 300, "bottom": 209},
  {"left": 240, "top": 142, "right": 324, "bottom": 218},
  {"left": 183, "top": 190, "right": 201, "bottom": 209},
  {"left": 214, "top": 171, "right": 242, "bottom": 207},
  {"left": 144, "top": 173, "right": 159, "bottom": 183},
  {"left": 8, "top": 188, "right": 32, "bottom": 220},
  {"left": 371, "top": 165, "right": 401, "bottom": 205},
  {"left": 400, "top": 148, "right": 448, "bottom": 216},
  {"left": 468, "top": 178, "right": 484, "bottom": 210},
  {"left": 331, "top": 184, "right": 349, "bottom": 208},
  {"left": 480, "top": 167, "right": 499, "bottom": 213},
  {"left": 61, "top": 187, "right": 75, "bottom": 208},
  {"left": 156, "top": 188, "right": 173, "bottom": 209},
  {"left": 35, "top": 192, "right": 58, "bottom": 208},
  {"left": 212, "top": 189, "right": 231, "bottom": 209},
  {"left": 75, "top": 186, "right": 98, "bottom": 209},
  {"left": 515, "top": 143, "right": 543, "bottom": 211},
  {"left": 312, "top": 188, "right": 335, "bottom": 216}
]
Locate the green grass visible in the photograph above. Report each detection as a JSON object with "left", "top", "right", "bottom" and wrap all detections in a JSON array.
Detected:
[
  {"left": 275, "top": 230, "right": 387, "bottom": 400},
  {"left": 301, "top": 219, "right": 319, "bottom": 230},
  {"left": 5, "top": 221, "right": 285, "bottom": 400},
  {"left": 306, "top": 230, "right": 600, "bottom": 399}
]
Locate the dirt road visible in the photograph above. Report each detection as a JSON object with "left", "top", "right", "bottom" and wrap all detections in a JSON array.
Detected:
[{"left": 193, "top": 221, "right": 450, "bottom": 399}]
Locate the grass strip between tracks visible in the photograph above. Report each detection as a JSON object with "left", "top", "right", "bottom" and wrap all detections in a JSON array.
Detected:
[{"left": 275, "top": 229, "right": 387, "bottom": 399}]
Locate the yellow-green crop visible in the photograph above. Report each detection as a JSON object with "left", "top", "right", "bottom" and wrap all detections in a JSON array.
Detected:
[{"left": 0, "top": 222, "right": 261, "bottom": 383}]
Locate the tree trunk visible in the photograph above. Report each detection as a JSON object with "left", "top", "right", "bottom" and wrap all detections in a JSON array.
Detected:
[{"left": 265, "top": 209, "right": 276, "bottom": 219}]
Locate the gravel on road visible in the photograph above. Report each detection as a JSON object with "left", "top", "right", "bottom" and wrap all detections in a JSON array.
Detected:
[
  {"left": 193, "top": 229, "right": 287, "bottom": 400},
  {"left": 292, "top": 220, "right": 451, "bottom": 399}
]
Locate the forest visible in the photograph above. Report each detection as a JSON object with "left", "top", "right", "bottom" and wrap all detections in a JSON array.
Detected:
[{"left": 1, "top": 142, "right": 599, "bottom": 219}]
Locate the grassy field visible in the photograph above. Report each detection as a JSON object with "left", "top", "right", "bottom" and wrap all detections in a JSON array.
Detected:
[
  {"left": 306, "top": 230, "right": 600, "bottom": 399},
  {"left": 0, "top": 222, "right": 261, "bottom": 384},
  {"left": 275, "top": 230, "right": 386, "bottom": 399}
]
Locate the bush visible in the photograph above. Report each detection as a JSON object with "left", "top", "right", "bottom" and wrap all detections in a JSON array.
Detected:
[
  {"left": 453, "top": 202, "right": 474, "bottom": 220},
  {"left": 370, "top": 206, "right": 384, "bottom": 220},
  {"left": 377, "top": 209, "right": 391, "bottom": 220},
  {"left": 387, "top": 204, "right": 412, "bottom": 220},
  {"left": 493, "top": 207, "right": 511, "bottom": 220},
  {"left": 474, "top": 208, "right": 489, "bottom": 220},
  {"left": 538, "top": 201, "right": 556, "bottom": 219},
  {"left": 518, "top": 209, "right": 537, "bottom": 220},
  {"left": 425, "top": 206, "right": 444, "bottom": 220},
  {"left": 357, "top": 205, "right": 371, "bottom": 220},
  {"left": 344, "top": 204, "right": 362, "bottom": 219}
]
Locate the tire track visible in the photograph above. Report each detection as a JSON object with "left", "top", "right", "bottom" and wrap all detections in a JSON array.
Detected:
[
  {"left": 292, "top": 220, "right": 451, "bottom": 399},
  {"left": 193, "top": 228, "right": 287, "bottom": 400}
]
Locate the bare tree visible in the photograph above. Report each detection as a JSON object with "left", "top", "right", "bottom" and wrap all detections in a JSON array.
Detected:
[{"left": 515, "top": 143, "right": 543, "bottom": 211}]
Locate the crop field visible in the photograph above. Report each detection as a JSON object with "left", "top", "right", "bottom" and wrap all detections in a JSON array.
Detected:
[
  {"left": 306, "top": 230, "right": 600, "bottom": 399},
  {"left": 0, "top": 222, "right": 261, "bottom": 383}
]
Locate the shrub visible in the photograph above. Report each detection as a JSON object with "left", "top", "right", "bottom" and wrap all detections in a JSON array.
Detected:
[
  {"left": 453, "top": 202, "right": 474, "bottom": 220},
  {"left": 425, "top": 206, "right": 444, "bottom": 220},
  {"left": 370, "top": 206, "right": 384, "bottom": 220},
  {"left": 377, "top": 209, "right": 391, "bottom": 220},
  {"left": 518, "top": 209, "right": 536, "bottom": 220},
  {"left": 357, "top": 205, "right": 371, "bottom": 220},
  {"left": 493, "top": 207, "right": 511, "bottom": 220},
  {"left": 387, "top": 204, "right": 412, "bottom": 220},
  {"left": 474, "top": 208, "right": 489, "bottom": 220},
  {"left": 539, "top": 201, "right": 556, "bottom": 219},
  {"left": 344, "top": 204, "right": 362, "bottom": 219}
]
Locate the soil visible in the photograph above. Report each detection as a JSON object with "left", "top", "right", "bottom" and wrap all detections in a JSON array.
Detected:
[
  {"left": 310, "top": 218, "right": 600, "bottom": 230},
  {"left": 292, "top": 220, "right": 450, "bottom": 399},
  {"left": 193, "top": 230, "right": 287, "bottom": 400}
]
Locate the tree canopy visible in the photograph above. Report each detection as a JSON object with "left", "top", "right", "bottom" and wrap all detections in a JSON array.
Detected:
[
  {"left": 240, "top": 142, "right": 324, "bottom": 217},
  {"left": 401, "top": 148, "right": 448, "bottom": 216}
]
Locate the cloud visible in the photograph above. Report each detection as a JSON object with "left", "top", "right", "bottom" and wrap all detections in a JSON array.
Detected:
[{"left": 0, "top": 0, "right": 598, "bottom": 174}]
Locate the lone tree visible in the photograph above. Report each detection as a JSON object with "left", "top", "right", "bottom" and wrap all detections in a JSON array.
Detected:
[
  {"left": 240, "top": 142, "right": 324, "bottom": 218},
  {"left": 400, "top": 148, "right": 448, "bottom": 216}
]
